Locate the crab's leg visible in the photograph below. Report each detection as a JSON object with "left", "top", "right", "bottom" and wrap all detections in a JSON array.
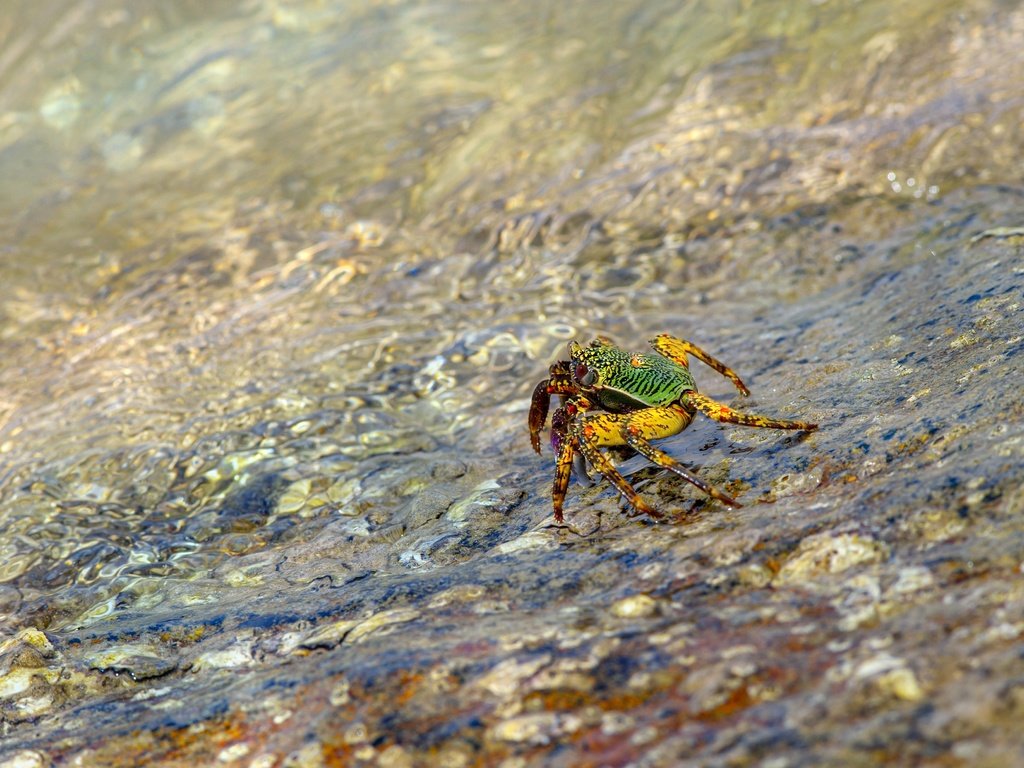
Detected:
[
  {"left": 564, "top": 399, "right": 596, "bottom": 487},
  {"left": 570, "top": 412, "right": 663, "bottom": 519},
  {"left": 650, "top": 334, "right": 751, "bottom": 397},
  {"left": 683, "top": 391, "right": 817, "bottom": 431},
  {"left": 617, "top": 404, "right": 742, "bottom": 508},
  {"left": 552, "top": 430, "right": 575, "bottom": 524}
]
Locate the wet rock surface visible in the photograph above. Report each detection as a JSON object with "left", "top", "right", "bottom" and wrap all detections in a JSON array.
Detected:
[{"left": 2, "top": 0, "right": 1024, "bottom": 766}]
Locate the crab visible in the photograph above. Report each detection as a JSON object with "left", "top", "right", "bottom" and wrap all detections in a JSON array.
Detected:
[{"left": 528, "top": 334, "right": 818, "bottom": 522}]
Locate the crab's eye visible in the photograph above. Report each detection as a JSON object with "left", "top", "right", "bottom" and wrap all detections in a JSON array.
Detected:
[{"left": 575, "top": 363, "right": 596, "bottom": 386}]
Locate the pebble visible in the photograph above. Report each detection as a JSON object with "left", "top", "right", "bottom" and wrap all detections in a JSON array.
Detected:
[
  {"left": 85, "top": 644, "right": 178, "bottom": 680},
  {"left": 610, "top": 594, "right": 659, "bottom": 618},
  {"left": 0, "top": 751, "right": 48, "bottom": 768},
  {"left": 775, "top": 532, "right": 889, "bottom": 583}
]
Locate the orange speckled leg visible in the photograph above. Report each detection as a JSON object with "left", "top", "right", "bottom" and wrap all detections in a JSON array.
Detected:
[
  {"left": 621, "top": 405, "right": 741, "bottom": 508},
  {"left": 571, "top": 403, "right": 741, "bottom": 518},
  {"left": 571, "top": 412, "right": 662, "bottom": 518},
  {"left": 683, "top": 391, "right": 817, "bottom": 431},
  {"left": 552, "top": 432, "right": 575, "bottom": 523},
  {"left": 650, "top": 334, "right": 751, "bottom": 396}
]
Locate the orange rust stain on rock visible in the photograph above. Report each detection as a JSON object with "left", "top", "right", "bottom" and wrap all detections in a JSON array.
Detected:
[
  {"left": 595, "top": 691, "right": 651, "bottom": 711},
  {"left": 696, "top": 684, "right": 755, "bottom": 721},
  {"left": 93, "top": 712, "right": 255, "bottom": 766},
  {"left": 321, "top": 742, "right": 358, "bottom": 767},
  {"left": 393, "top": 669, "right": 427, "bottom": 706},
  {"left": 524, "top": 689, "right": 591, "bottom": 711}
]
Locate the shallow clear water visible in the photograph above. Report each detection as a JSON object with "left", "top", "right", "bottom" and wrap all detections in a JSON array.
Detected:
[{"left": 1, "top": 0, "right": 1024, "bottom": 765}]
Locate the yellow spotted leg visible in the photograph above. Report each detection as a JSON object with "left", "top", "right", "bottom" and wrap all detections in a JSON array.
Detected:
[
  {"left": 683, "top": 391, "right": 818, "bottom": 431},
  {"left": 552, "top": 430, "right": 576, "bottom": 523},
  {"left": 650, "top": 334, "right": 751, "bottom": 396},
  {"left": 621, "top": 405, "right": 742, "bottom": 508},
  {"left": 570, "top": 403, "right": 739, "bottom": 518}
]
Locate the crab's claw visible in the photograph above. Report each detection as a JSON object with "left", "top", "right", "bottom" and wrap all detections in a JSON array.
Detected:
[{"left": 528, "top": 379, "right": 551, "bottom": 454}]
